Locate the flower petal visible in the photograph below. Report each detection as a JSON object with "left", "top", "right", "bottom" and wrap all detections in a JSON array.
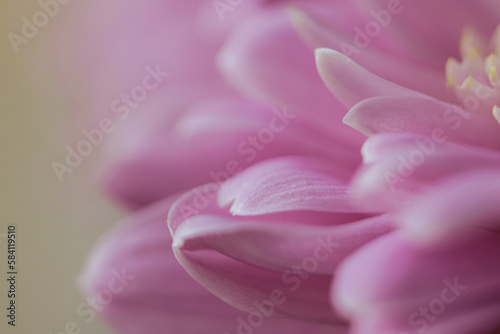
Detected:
[
  {"left": 401, "top": 170, "right": 500, "bottom": 245},
  {"left": 217, "top": 8, "right": 364, "bottom": 142},
  {"left": 80, "top": 196, "right": 339, "bottom": 334},
  {"left": 217, "top": 156, "right": 361, "bottom": 216},
  {"left": 172, "top": 213, "right": 395, "bottom": 275},
  {"left": 100, "top": 100, "right": 360, "bottom": 209},
  {"left": 345, "top": 95, "right": 500, "bottom": 149},
  {"left": 315, "top": 49, "right": 424, "bottom": 109},
  {"left": 173, "top": 246, "right": 344, "bottom": 325},
  {"left": 167, "top": 173, "right": 394, "bottom": 324},
  {"left": 353, "top": 0, "right": 499, "bottom": 69},
  {"left": 290, "top": 8, "right": 455, "bottom": 102},
  {"left": 352, "top": 133, "right": 500, "bottom": 211},
  {"left": 333, "top": 230, "right": 500, "bottom": 334}
]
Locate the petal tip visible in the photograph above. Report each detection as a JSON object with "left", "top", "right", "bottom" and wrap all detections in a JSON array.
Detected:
[{"left": 315, "top": 47, "right": 349, "bottom": 66}]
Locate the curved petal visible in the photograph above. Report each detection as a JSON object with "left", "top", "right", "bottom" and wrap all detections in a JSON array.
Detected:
[
  {"left": 80, "top": 196, "right": 340, "bottom": 334},
  {"left": 353, "top": 0, "right": 500, "bottom": 69},
  {"left": 173, "top": 246, "right": 342, "bottom": 324},
  {"left": 167, "top": 168, "right": 394, "bottom": 324},
  {"left": 333, "top": 230, "right": 500, "bottom": 334},
  {"left": 53, "top": 0, "right": 231, "bottom": 124},
  {"left": 217, "top": 156, "right": 361, "bottom": 215},
  {"left": 352, "top": 133, "right": 500, "bottom": 211},
  {"left": 172, "top": 213, "right": 395, "bottom": 275},
  {"left": 345, "top": 95, "right": 500, "bottom": 149},
  {"left": 290, "top": 8, "right": 455, "bottom": 102},
  {"left": 315, "top": 49, "right": 424, "bottom": 109},
  {"left": 99, "top": 99, "right": 361, "bottom": 209},
  {"left": 401, "top": 169, "right": 500, "bottom": 245},
  {"left": 217, "top": 8, "right": 365, "bottom": 143}
]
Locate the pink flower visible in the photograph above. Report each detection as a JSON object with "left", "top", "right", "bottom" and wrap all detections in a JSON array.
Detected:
[{"left": 60, "top": 0, "right": 500, "bottom": 333}]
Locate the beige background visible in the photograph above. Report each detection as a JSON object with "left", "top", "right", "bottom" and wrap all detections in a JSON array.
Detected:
[{"left": 1, "top": 2, "right": 122, "bottom": 333}]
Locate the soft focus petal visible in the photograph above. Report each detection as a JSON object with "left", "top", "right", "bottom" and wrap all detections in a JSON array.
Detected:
[
  {"left": 353, "top": 0, "right": 500, "bottom": 68},
  {"left": 54, "top": 0, "right": 230, "bottom": 124},
  {"left": 290, "top": 8, "right": 455, "bottom": 102},
  {"left": 401, "top": 170, "right": 500, "bottom": 245},
  {"left": 218, "top": 8, "right": 365, "bottom": 143},
  {"left": 334, "top": 230, "right": 500, "bottom": 334},
  {"left": 99, "top": 101, "right": 361, "bottom": 209}
]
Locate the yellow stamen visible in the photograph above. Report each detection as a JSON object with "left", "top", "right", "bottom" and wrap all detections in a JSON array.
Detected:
[
  {"left": 486, "top": 54, "right": 496, "bottom": 67},
  {"left": 489, "top": 66, "right": 500, "bottom": 87},
  {"left": 445, "top": 58, "right": 460, "bottom": 88},
  {"left": 485, "top": 54, "right": 497, "bottom": 74},
  {"left": 448, "top": 23, "right": 500, "bottom": 126},
  {"left": 463, "top": 75, "right": 474, "bottom": 89},
  {"left": 447, "top": 74, "right": 456, "bottom": 88}
]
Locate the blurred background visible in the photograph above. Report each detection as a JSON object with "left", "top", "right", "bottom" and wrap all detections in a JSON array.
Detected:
[{"left": 1, "top": 1, "right": 121, "bottom": 333}]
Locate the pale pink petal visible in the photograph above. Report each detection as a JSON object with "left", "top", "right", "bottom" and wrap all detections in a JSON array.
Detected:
[
  {"left": 80, "top": 196, "right": 340, "bottom": 334},
  {"left": 53, "top": 0, "right": 230, "bottom": 125},
  {"left": 333, "top": 230, "right": 500, "bottom": 334},
  {"left": 167, "top": 175, "right": 394, "bottom": 324},
  {"left": 217, "top": 8, "right": 365, "bottom": 142},
  {"left": 353, "top": 0, "right": 500, "bottom": 69},
  {"left": 169, "top": 183, "right": 375, "bottom": 232},
  {"left": 172, "top": 213, "right": 395, "bottom": 275},
  {"left": 99, "top": 99, "right": 361, "bottom": 209},
  {"left": 217, "top": 156, "right": 361, "bottom": 215},
  {"left": 173, "top": 246, "right": 343, "bottom": 324},
  {"left": 290, "top": 8, "right": 455, "bottom": 102},
  {"left": 352, "top": 133, "right": 500, "bottom": 211},
  {"left": 345, "top": 95, "right": 500, "bottom": 149},
  {"left": 315, "top": 49, "right": 424, "bottom": 109},
  {"left": 402, "top": 170, "right": 500, "bottom": 245}
]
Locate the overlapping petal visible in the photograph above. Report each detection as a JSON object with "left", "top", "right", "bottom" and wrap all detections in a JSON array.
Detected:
[
  {"left": 401, "top": 170, "right": 500, "bottom": 245},
  {"left": 80, "top": 195, "right": 340, "bottom": 334},
  {"left": 333, "top": 230, "right": 500, "bottom": 334},
  {"left": 99, "top": 101, "right": 362, "bottom": 209},
  {"left": 217, "top": 8, "right": 365, "bottom": 143},
  {"left": 316, "top": 49, "right": 500, "bottom": 149},
  {"left": 63, "top": 2, "right": 500, "bottom": 334},
  {"left": 353, "top": 0, "right": 500, "bottom": 69},
  {"left": 352, "top": 133, "right": 500, "bottom": 210},
  {"left": 315, "top": 49, "right": 424, "bottom": 109},
  {"left": 345, "top": 95, "right": 500, "bottom": 149},
  {"left": 167, "top": 157, "right": 395, "bottom": 324},
  {"left": 217, "top": 156, "right": 359, "bottom": 215},
  {"left": 290, "top": 8, "right": 455, "bottom": 102}
]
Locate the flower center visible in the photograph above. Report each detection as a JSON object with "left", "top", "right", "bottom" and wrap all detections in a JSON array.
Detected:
[{"left": 446, "top": 25, "right": 500, "bottom": 124}]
